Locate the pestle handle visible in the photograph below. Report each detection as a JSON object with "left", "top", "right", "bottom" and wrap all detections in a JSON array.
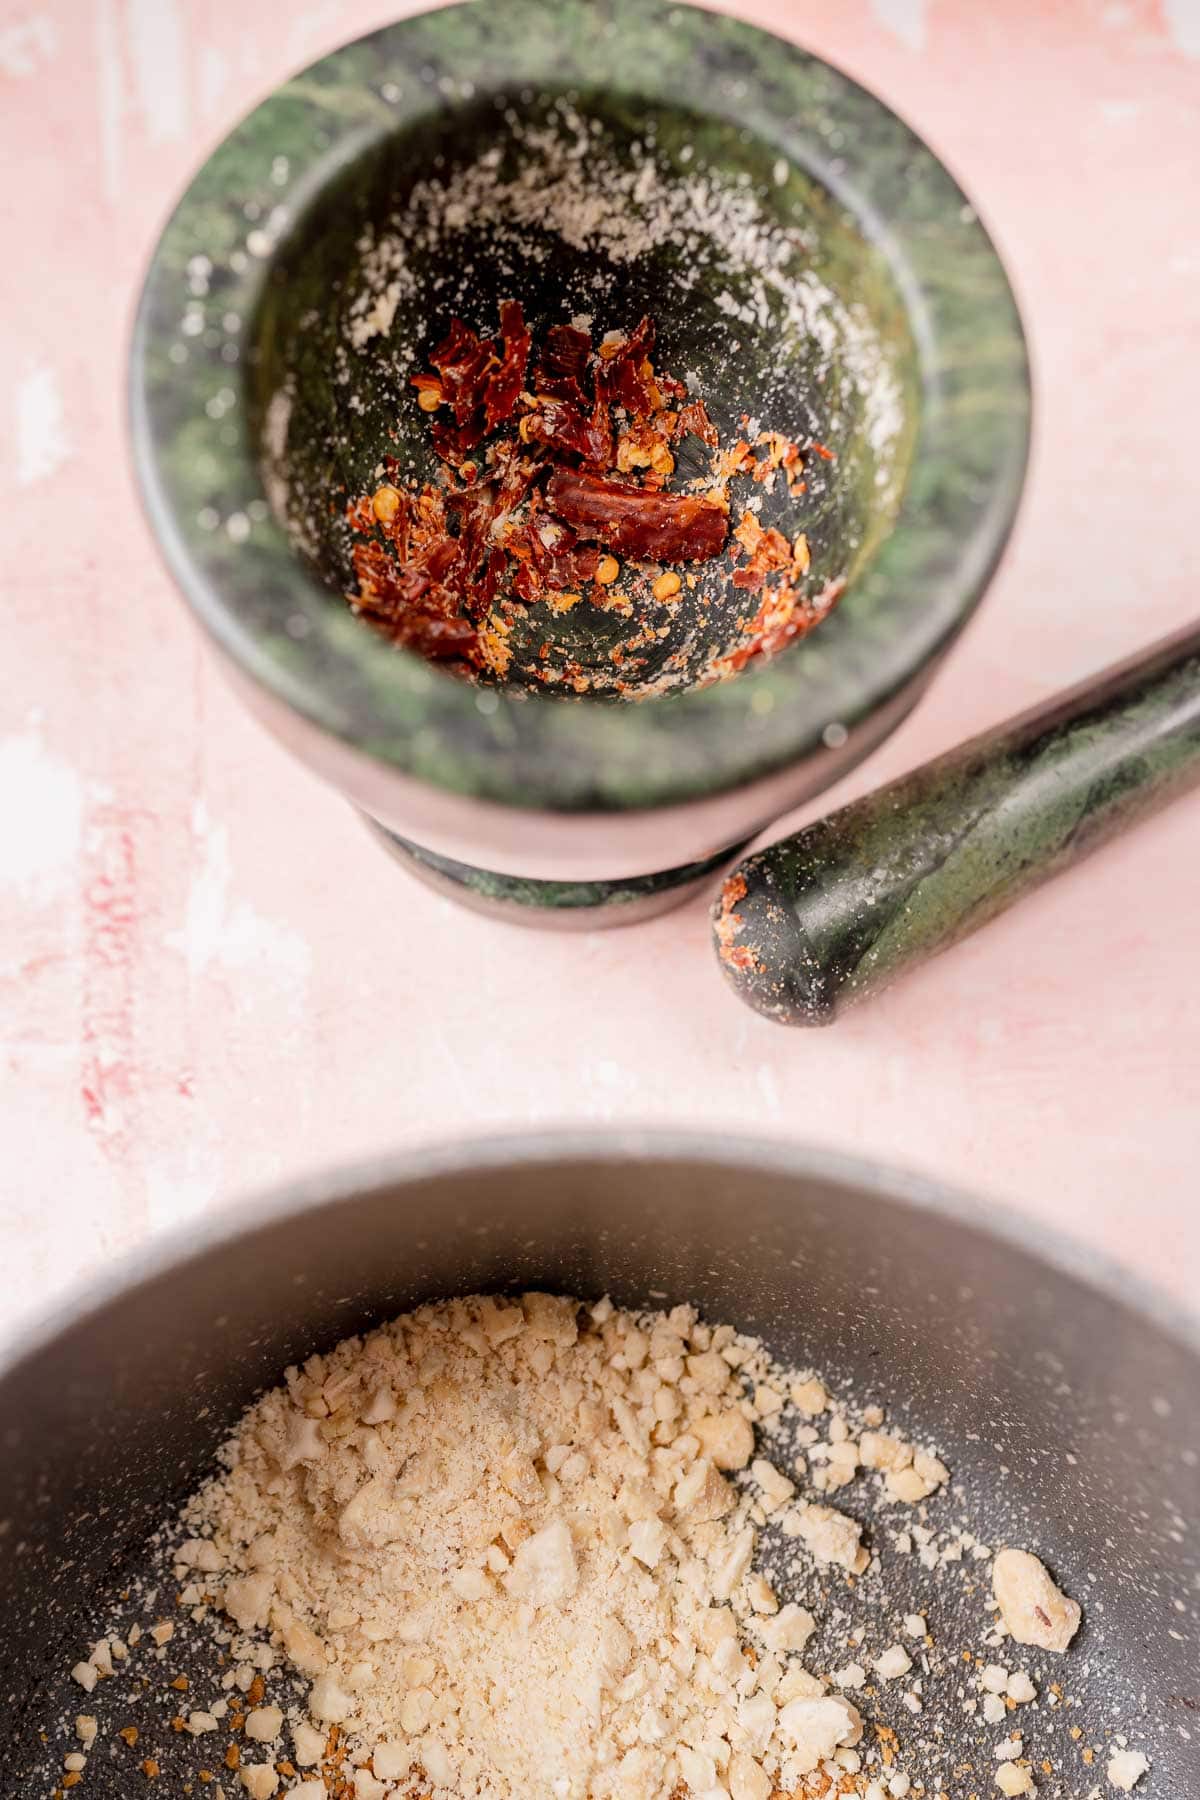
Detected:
[{"left": 713, "top": 622, "right": 1200, "bottom": 1025}]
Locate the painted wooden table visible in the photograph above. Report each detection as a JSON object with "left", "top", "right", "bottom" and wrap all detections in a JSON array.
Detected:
[{"left": 2, "top": 0, "right": 1198, "bottom": 1339}]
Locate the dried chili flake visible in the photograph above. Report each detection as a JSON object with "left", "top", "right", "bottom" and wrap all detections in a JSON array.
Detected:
[
  {"left": 428, "top": 317, "right": 494, "bottom": 426},
  {"left": 615, "top": 420, "right": 675, "bottom": 477},
  {"left": 484, "top": 299, "right": 531, "bottom": 431},
  {"left": 730, "top": 508, "right": 795, "bottom": 592},
  {"left": 431, "top": 411, "right": 488, "bottom": 461},
  {"left": 523, "top": 397, "right": 612, "bottom": 466},
  {"left": 595, "top": 316, "right": 659, "bottom": 416},
  {"left": 712, "top": 574, "right": 845, "bottom": 677},
  {"left": 674, "top": 399, "right": 719, "bottom": 449},
  {"left": 546, "top": 469, "right": 728, "bottom": 563},
  {"left": 534, "top": 323, "right": 592, "bottom": 408}
]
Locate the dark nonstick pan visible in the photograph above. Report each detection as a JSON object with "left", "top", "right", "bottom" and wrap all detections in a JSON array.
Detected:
[{"left": 1, "top": 1134, "right": 1195, "bottom": 1796}]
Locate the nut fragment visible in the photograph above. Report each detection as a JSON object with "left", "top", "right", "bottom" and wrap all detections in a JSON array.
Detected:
[
  {"left": 729, "top": 1750, "right": 773, "bottom": 1800},
  {"left": 291, "top": 1721, "right": 325, "bottom": 1767},
  {"left": 1107, "top": 1749, "right": 1150, "bottom": 1791},
  {"left": 788, "top": 1503, "right": 869, "bottom": 1575},
  {"left": 992, "top": 1548, "right": 1081, "bottom": 1652},
  {"left": 874, "top": 1644, "right": 913, "bottom": 1681},
  {"left": 244, "top": 1704, "right": 283, "bottom": 1743},
  {"left": 308, "top": 1674, "right": 353, "bottom": 1724},
  {"left": 994, "top": 1765, "right": 1035, "bottom": 1796},
  {"left": 790, "top": 1378, "right": 828, "bottom": 1416},
  {"left": 223, "top": 1573, "right": 273, "bottom": 1633},
  {"left": 504, "top": 1518, "right": 578, "bottom": 1607},
  {"left": 238, "top": 1767, "right": 279, "bottom": 1798},
  {"left": 691, "top": 1409, "right": 755, "bottom": 1471},
  {"left": 750, "top": 1457, "right": 795, "bottom": 1513},
  {"left": 776, "top": 1696, "right": 862, "bottom": 1773}
]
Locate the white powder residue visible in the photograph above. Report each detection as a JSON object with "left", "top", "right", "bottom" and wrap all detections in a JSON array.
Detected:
[
  {"left": 870, "top": 0, "right": 927, "bottom": 52},
  {"left": 338, "top": 101, "right": 902, "bottom": 469},
  {"left": 347, "top": 229, "right": 418, "bottom": 348},
  {"left": 260, "top": 380, "right": 298, "bottom": 535},
  {"left": 126, "top": 0, "right": 189, "bottom": 144}
]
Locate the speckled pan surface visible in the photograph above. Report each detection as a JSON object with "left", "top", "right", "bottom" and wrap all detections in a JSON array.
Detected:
[
  {"left": 131, "top": 0, "right": 1029, "bottom": 817},
  {"left": 0, "top": 1137, "right": 1195, "bottom": 1794}
]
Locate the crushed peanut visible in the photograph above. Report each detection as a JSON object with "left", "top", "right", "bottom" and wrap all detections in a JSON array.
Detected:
[
  {"left": 51, "top": 1293, "right": 1147, "bottom": 1800},
  {"left": 992, "top": 1549, "right": 1081, "bottom": 1653}
]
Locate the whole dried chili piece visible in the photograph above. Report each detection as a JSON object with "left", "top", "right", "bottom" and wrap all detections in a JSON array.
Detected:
[{"left": 545, "top": 469, "right": 728, "bottom": 563}]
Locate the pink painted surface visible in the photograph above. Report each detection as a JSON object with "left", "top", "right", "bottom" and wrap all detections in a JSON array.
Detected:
[{"left": 2, "top": 0, "right": 1199, "bottom": 1339}]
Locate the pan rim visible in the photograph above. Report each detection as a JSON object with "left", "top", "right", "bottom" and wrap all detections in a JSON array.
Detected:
[{"left": 4, "top": 1132, "right": 1196, "bottom": 1382}]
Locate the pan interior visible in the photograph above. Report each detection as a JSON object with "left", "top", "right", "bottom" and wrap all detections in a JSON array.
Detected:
[
  {"left": 1, "top": 1151, "right": 1193, "bottom": 1794},
  {"left": 250, "top": 91, "right": 918, "bottom": 698}
]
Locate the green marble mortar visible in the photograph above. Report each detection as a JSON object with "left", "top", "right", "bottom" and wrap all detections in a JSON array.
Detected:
[{"left": 130, "top": 0, "right": 1030, "bottom": 924}]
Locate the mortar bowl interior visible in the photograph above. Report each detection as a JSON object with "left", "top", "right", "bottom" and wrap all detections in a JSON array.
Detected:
[{"left": 131, "top": 0, "right": 1029, "bottom": 884}]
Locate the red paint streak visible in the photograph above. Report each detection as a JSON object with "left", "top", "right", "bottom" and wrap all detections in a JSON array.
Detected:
[{"left": 79, "top": 806, "right": 142, "bottom": 1157}]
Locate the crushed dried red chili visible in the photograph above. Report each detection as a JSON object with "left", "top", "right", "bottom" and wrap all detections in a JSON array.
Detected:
[{"left": 344, "top": 300, "right": 837, "bottom": 685}]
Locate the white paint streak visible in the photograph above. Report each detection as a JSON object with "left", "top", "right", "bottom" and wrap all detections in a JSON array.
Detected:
[
  {"left": 15, "top": 364, "right": 70, "bottom": 487},
  {"left": 198, "top": 44, "right": 228, "bottom": 119},
  {"left": 870, "top": 0, "right": 926, "bottom": 51},
  {"left": 1163, "top": 0, "right": 1200, "bottom": 57},
  {"left": 95, "top": 0, "right": 124, "bottom": 205},
  {"left": 144, "top": 1133, "right": 223, "bottom": 1232},
  {"left": 0, "top": 12, "right": 57, "bottom": 76},
  {"left": 0, "top": 736, "right": 83, "bottom": 897},
  {"left": 127, "top": 0, "right": 188, "bottom": 144},
  {"left": 167, "top": 803, "right": 310, "bottom": 996},
  {"left": 756, "top": 1063, "right": 782, "bottom": 1118},
  {"left": 286, "top": 2, "right": 343, "bottom": 62}
]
